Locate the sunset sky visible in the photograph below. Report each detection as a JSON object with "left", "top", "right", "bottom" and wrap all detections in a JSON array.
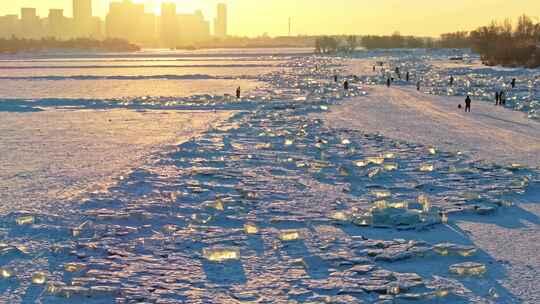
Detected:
[{"left": 4, "top": 0, "right": 540, "bottom": 37}]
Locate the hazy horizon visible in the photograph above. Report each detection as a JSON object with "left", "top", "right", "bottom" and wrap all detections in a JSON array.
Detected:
[{"left": 3, "top": 0, "right": 540, "bottom": 37}]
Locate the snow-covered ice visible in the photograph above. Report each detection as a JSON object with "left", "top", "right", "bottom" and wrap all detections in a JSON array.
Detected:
[{"left": 0, "top": 49, "right": 538, "bottom": 303}]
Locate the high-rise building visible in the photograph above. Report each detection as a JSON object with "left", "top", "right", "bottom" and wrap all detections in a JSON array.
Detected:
[
  {"left": 160, "top": 2, "right": 178, "bottom": 48},
  {"left": 20, "top": 8, "right": 41, "bottom": 38},
  {"left": 47, "top": 9, "right": 66, "bottom": 39},
  {"left": 214, "top": 3, "right": 227, "bottom": 38},
  {"left": 178, "top": 10, "right": 210, "bottom": 45},
  {"left": 106, "top": 0, "right": 145, "bottom": 43},
  {"left": 73, "top": 0, "right": 93, "bottom": 37},
  {"left": 0, "top": 15, "right": 19, "bottom": 38}
]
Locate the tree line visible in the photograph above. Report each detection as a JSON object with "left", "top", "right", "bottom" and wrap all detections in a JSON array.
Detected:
[
  {"left": 315, "top": 15, "right": 540, "bottom": 67},
  {"left": 441, "top": 15, "right": 540, "bottom": 67},
  {"left": 0, "top": 37, "right": 140, "bottom": 54}
]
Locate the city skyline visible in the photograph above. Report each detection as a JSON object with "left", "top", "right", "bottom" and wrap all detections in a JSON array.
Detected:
[
  {"left": 2, "top": 0, "right": 540, "bottom": 37},
  {"left": 0, "top": 1, "right": 228, "bottom": 47}
]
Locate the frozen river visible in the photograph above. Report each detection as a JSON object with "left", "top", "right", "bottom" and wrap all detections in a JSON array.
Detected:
[{"left": 0, "top": 48, "right": 538, "bottom": 303}]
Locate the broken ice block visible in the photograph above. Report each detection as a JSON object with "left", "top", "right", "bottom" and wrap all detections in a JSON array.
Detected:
[
  {"left": 418, "top": 195, "right": 431, "bottom": 213},
  {"left": 191, "top": 213, "right": 213, "bottom": 224},
  {"left": 440, "top": 212, "right": 449, "bottom": 224},
  {"left": 16, "top": 215, "right": 35, "bottom": 226},
  {"left": 329, "top": 211, "right": 350, "bottom": 222},
  {"left": 419, "top": 163, "right": 435, "bottom": 172},
  {"left": 383, "top": 152, "right": 396, "bottom": 159},
  {"left": 162, "top": 224, "right": 178, "bottom": 233},
  {"left": 387, "top": 283, "right": 400, "bottom": 295},
  {"left": 366, "top": 157, "right": 385, "bottom": 165},
  {"left": 202, "top": 247, "right": 240, "bottom": 262},
  {"left": 64, "top": 263, "right": 86, "bottom": 273},
  {"left": 341, "top": 138, "right": 351, "bottom": 145},
  {"left": 355, "top": 160, "right": 368, "bottom": 167},
  {"left": 449, "top": 262, "right": 486, "bottom": 276},
  {"left": 284, "top": 139, "right": 294, "bottom": 146},
  {"left": 428, "top": 148, "right": 437, "bottom": 155},
  {"left": 244, "top": 223, "right": 259, "bottom": 234},
  {"left": 353, "top": 213, "right": 373, "bottom": 226},
  {"left": 383, "top": 163, "right": 399, "bottom": 171},
  {"left": 371, "top": 189, "right": 391, "bottom": 199},
  {"left": 32, "top": 272, "right": 47, "bottom": 284},
  {"left": 368, "top": 168, "right": 382, "bottom": 179},
  {"left": 0, "top": 269, "right": 12, "bottom": 279},
  {"left": 373, "top": 200, "right": 388, "bottom": 210},
  {"left": 279, "top": 229, "right": 301, "bottom": 241}
]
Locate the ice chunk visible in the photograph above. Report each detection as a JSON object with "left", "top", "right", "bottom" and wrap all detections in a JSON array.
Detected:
[
  {"left": 279, "top": 229, "right": 301, "bottom": 241},
  {"left": 355, "top": 160, "right": 368, "bottom": 167},
  {"left": 284, "top": 139, "right": 294, "bottom": 146},
  {"left": 419, "top": 163, "right": 435, "bottom": 172},
  {"left": 329, "top": 211, "right": 351, "bottom": 222},
  {"left": 383, "top": 152, "right": 396, "bottom": 159},
  {"left": 64, "top": 263, "right": 87, "bottom": 273},
  {"left": 387, "top": 283, "right": 401, "bottom": 295},
  {"left": 366, "top": 157, "right": 385, "bottom": 165},
  {"left": 367, "top": 168, "right": 382, "bottom": 179},
  {"left": 32, "top": 272, "right": 47, "bottom": 284},
  {"left": 418, "top": 195, "right": 431, "bottom": 213},
  {"left": 449, "top": 262, "right": 486, "bottom": 276},
  {"left": 0, "top": 268, "right": 12, "bottom": 279},
  {"left": 353, "top": 213, "right": 373, "bottom": 226},
  {"left": 162, "top": 224, "right": 178, "bottom": 233},
  {"left": 383, "top": 163, "right": 399, "bottom": 171},
  {"left": 202, "top": 247, "right": 240, "bottom": 262},
  {"left": 434, "top": 243, "right": 477, "bottom": 256},
  {"left": 371, "top": 189, "right": 391, "bottom": 199},
  {"left": 244, "top": 223, "right": 259, "bottom": 234},
  {"left": 16, "top": 215, "right": 35, "bottom": 226}
]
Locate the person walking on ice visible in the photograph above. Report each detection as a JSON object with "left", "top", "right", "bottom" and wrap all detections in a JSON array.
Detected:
[
  {"left": 236, "top": 87, "right": 241, "bottom": 99},
  {"left": 344, "top": 80, "right": 349, "bottom": 90},
  {"left": 387, "top": 78, "right": 391, "bottom": 88},
  {"left": 464, "top": 95, "right": 472, "bottom": 112}
]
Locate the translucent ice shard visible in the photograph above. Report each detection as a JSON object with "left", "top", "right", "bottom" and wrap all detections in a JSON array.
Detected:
[
  {"left": 383, "top": 163, "right": 399, "bottom": 171},
  {"left": 418, "top": 194, "right": 431, "bottom": 213},
  {"left": 419, "top": 163, "right": 435, "bottom": 172},
  {"left": 0, "top": 269, "right": 12, "bottom": 279},
  {"left": 371, "top": 189, "right": 392, "bottom": 199},
  {"left": 366, "top": 157, "right": 385, "bottom": 165},
  {"left": 279, "top": 229, "right": 301, "bottom": 241},
  {"left": 244, "top": 223, "right": 259, "bottom": 234},
  {"left": 449, "top": 262, "right": 486, "bottom": 276},
  {"left": 64, "top": 263, "right": 87, "bottom": 273},
  {"left": 16, "top": 215, "right": 35, "bottom": 226},
  {"left": 329, "top": 211, "right": 351, "bottom": 222},
  {"left": 202, "top": 247, "right": 240, "bottom": 262},
  {"left": 32, "top": 272, "right": 47, "bottom": 284}
]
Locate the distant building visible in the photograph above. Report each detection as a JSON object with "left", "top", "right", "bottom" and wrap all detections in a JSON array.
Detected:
[
  {"left": 106, "top": 0, "right": 145, "bottom": 43},
  {"left": 160, "top": 2, "right": 178, "bottom": 48},
  {"left": 178, "top": 10, "right": 210, "bottom": 45},
  {"left": 20, "top": 8, "right": 41, "bottom": 38},
  {"left": 0, "top": 15, "right": 19, "bottom": 38},
  {"left": 73, "top": 0, "right": 93, "bottom": 37},
  {"left": 214, "top": 3, "right": 227, "bottom": 38},
  {"left": 47, "top": 9, "right": 67, "bottom": 39}
]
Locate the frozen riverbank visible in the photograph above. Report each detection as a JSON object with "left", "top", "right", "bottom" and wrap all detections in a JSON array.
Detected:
[
  {"left": 324, "top": 85, "right": 540, "bottom": 168},
  {"left": 0, "top": 50, "right": 538, "bottom": 303}
]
